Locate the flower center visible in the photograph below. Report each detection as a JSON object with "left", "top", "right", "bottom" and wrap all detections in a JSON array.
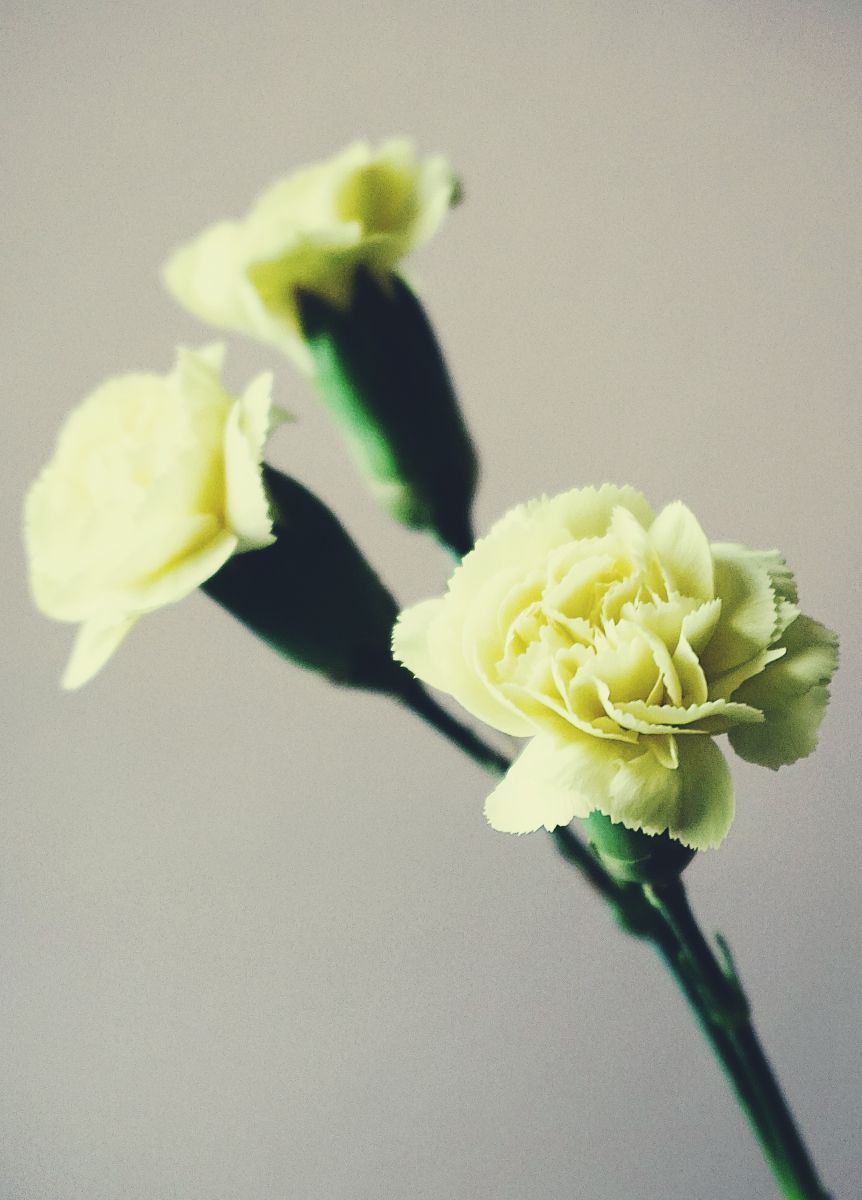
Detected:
[{"left": 493, "top": 513, "right": 719, "bottom": 740}]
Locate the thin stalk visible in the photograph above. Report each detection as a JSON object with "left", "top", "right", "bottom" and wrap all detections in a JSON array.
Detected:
[
  {"left": 644, "top": 904, "right": 786, "bottom": 1184},
  {"left": 394, "top": 676, "right": 510, "bottom": 777},
  {"left": 393, "top": 679, "right": 631, "bottom": 914},
  {"left": 394, "top": 675, "right": 829, "bottom": 1196},
  {"left": 646, "top": 880, "right": 831, "bottom": 1200}
]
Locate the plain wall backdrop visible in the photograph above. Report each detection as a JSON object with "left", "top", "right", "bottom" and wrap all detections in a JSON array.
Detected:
[{"left": 3, "top": 2, "right": 860, "bottom": 1198}]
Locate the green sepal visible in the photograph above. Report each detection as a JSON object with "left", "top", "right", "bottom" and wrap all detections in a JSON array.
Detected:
[
  {"left": 582, "top": 810, "right": 696, "bottom": 884},
  {"left": 296, "top": 269, "right": 478, "bottom": 556},
  {"left": 203, "top": 466, "right": 405, "bottom": 694}
]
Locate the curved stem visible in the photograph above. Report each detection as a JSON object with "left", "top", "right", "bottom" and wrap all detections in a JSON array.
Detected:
[
  {"left": 393, "top": 679, "right": 634, "bottom": 912},
  {"left": 645, "top": 880, "right": 831, "bottom": 1200},
  {"left": 393, "top": 676, "right": 830, "bottom": 1197}
]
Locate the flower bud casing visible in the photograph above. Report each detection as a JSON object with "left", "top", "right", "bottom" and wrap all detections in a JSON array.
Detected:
[
  {"left": 583, "top": 811, "right": 696, "bottom": 884},
  {"left": 296, "top": 269, "right": 478, "bottom": 556},
  {"left": 203, "top": 466, "right": 404, "bottom": 694}
]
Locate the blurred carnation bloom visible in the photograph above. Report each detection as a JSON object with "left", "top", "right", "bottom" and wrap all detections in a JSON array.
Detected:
[
  {"left": 162, "top": 139, "right": 458, "bottom": 373},
  {"left": 393, "top": 485, "right": 838, "bottom": 849},
  {"left": 24, "top": 345, "right": 281, "bottom": 688}
]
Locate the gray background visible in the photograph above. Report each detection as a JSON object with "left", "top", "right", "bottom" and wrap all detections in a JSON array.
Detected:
[{"left": 3, "top": 2, "right": 860, "bottom": 1197}]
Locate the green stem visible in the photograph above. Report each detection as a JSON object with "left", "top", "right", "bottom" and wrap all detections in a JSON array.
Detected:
[
  {"left": 394, "top": 679, "right": 639, "bottom": 916},
  {"left": 642, "top": 900, "right": 785, "bottom": 1184},
  {"left": 394, "top": 678, "right": 829, "bottom": 1197},
  {"left": 645, "top": 880, "right": 831, "bottom": 1200},
  {"left": 394, "top": 675, "right": 510, "bottom": 777}
]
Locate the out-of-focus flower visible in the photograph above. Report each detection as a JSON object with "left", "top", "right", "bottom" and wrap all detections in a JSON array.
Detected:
[
  {"left": 24, "top": 345, "right": 280, "bottom": 688},
  {"left": 162, "top": 139, "right": 458, "bottom": 373},
  {"left": 393, "top": 485, "right": 838, "bottom": 850}
]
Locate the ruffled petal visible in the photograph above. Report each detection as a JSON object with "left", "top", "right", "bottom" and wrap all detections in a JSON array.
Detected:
[
  {"left": 392, "top": 597, "right": 534, "bottom": 737},
  {"left": 549, "top": 484, "right": 654, "bottom": 541},
  {"left": 729, "top": 686, "right": 832, "bottom": 769},
  {"left": 486, "top": 730, "right": 734, "bottom": 850},
  {"left": 731, "top": 615, "right": 838, "bottom": 707},
  {"left": 701, "top": 543, "right": 792, "bottom": 677},
  {"left": 608, "top": 695, "right": 764, "bottom": 732},
  {"left": 650, "top": 501, "right": 714, "bottom": 600},
  {"left": 598, "top": 734, "right": 734, "bottom": 850},
  {"left": 392, "top": 597, "right": 450, "bottom": 689},
  {"left": 728, "top": 614, "right": 838, "bottom": 768},
  {"left": 484, "top": 736, "right": 595, "bottom": 833}
]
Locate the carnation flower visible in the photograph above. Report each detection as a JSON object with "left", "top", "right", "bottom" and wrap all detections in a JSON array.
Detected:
[
  {"left": 393, "top": 485, "right": 838, "bottom": 849},
  {"left": 24, "top": 346, "right": 280, "bottom": 688},
  {"left": 162, "top": 138, "right": 458, "bottom": 373}
]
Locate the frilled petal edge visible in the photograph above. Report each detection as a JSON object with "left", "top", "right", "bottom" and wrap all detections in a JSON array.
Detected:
[
  {"left": 701, "top": 543, "right": 794, "bottom": 679},
  {"left": 484, "top": 736, "right": 594, "bottom": 833},
  {"left": 601, "top": 734, "right": 735, "bottom": 850},
  {"left": 485, "top": 731, "right": 734, "bottom": 850},
  {"left": 729, "top": 687, "right": 831, "bottom": 770},
  {"left": 391, "top": 598, "right": 449, "bottom": 688},
  {"left": 728, "top": 614, "right": 838, "bottom": 769}
]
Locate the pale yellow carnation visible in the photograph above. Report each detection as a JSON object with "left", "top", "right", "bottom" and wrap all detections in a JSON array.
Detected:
[
  {"left": 393, "top": 486, "right": 838, "bottom": 850},
  {"left": 162, "top": 138, "right": 458, "bottom": 373},
  {"left": 24, "top": 345, "right": 281, "bottom": 688}
]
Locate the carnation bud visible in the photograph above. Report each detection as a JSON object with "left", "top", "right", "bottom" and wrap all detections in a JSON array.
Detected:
[
  {"left": 203, "top": 466, "right": 405, "bottom": 694},
  {"left": 296, "top": 269, "right": 478, "bottom": 556}
]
